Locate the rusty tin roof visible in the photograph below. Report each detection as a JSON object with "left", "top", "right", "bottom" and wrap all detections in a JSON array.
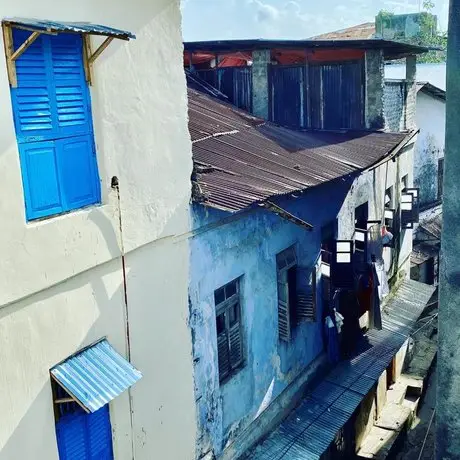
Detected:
[{"left": 188, "top": 88, "right": 412, "bottom": 212}]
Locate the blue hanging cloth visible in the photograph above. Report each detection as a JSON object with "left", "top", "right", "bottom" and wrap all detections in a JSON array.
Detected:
[{"left": 324, "top": 316, "right": 340, "bottom": 364}]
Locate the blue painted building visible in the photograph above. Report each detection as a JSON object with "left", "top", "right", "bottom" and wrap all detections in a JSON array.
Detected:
[{"left": 187, "top": 85, "right": 419, "bottom": 459}]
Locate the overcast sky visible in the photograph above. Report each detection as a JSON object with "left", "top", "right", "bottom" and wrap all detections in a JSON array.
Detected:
[{"left": 181, "top": 0, "right": 449, "bottom": 41}]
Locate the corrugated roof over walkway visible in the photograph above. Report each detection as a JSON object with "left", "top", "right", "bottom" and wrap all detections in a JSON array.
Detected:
[{"left": 246, "top": 280, "right": 435, "bottom": 460}]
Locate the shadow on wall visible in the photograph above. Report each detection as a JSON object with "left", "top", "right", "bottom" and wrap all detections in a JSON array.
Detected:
[
  {"left": 0, "top": 256, "right": 125, "bottom": 460},
  {"left": 0, "top": 193, "right": 194, "bottom": 459}
]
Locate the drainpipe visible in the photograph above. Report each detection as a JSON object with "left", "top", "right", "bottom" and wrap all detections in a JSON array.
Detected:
[{"left": 436, "top": 1, "right": 460, "bottom": 458}]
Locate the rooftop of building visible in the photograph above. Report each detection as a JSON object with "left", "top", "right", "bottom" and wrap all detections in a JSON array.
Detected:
[
  {"left": 312, "top": 22, "right": 376, "bottom": 40},
  {"left": 183, "top": 38, "right": 429, "bottom": 60},
  {"left": 187, "top": 82, "right": 415, "bottom": 213}
]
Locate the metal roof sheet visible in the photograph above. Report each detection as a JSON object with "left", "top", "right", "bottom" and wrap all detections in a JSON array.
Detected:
[
  {"left": 4, "top": 18, "right": 135, "bottom": 39},
  {"left": 419, "top": 209, "right": 443, "bottom": 240},
  {"left": 312, "top": 23, "right": 376, "bottom": 40},
  {"left": 188, "top": 88, "right": 412, "bottom": 212},
  {"left": 248, "top": 280, "right": 434, "bottom": 459},
  {"left": 50, "top": 339, "right": 142, "bottom": 413},
  {"left": 417, "top": 81, "right": 446, "bottom": 101},
  {"left": 183, "top": 39, "right": 429, "bottom": 59}
]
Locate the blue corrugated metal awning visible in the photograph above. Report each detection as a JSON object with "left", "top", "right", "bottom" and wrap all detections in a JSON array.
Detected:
[
  {"left": 51, "top": 339, "right": 142, "bottom": 413},
  {"left": 4, "top": 18, "right": 135, "bottom": 40}
]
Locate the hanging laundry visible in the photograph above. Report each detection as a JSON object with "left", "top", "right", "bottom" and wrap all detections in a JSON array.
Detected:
[
  {"left": 324, "top": 316, "right": 340, "bottom": 364},
  {"left": 369, "top": 262, "right": 383, "bottom": 330},
  {"left": 357, "top": 270, "right": 373, "bottom": 316},
  {"left": 334, "top": 309, "right": 344, "bottom": 334},
  {"left": 375, "top": 259, "right": 390, "bottom": 299},
  {"left": 381, "top": 226, "right": 394, "bottom": 247}
]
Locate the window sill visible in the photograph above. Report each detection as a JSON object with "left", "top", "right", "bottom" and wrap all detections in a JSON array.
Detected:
[{"left": 25, "top": 202, "right": 106, "bottom": 227}]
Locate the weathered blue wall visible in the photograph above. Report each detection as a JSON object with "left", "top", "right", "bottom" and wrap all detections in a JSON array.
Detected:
[
  {"left": 189, "top": 148, "right": 415, "bottom": 459},
  {"left": 189, "top": 178, "right": 354, "bottom": 458}
]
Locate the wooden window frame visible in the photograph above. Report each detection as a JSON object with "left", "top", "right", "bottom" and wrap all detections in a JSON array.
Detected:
[
  {"left": 276, "top": 246, "right": 297, "bottom": 342},
  {"left": 401, "top": 187, "right": 420, "bottom": 229},
  {"left": 215, "top": 278, "right": 244, "bottom": 384}
]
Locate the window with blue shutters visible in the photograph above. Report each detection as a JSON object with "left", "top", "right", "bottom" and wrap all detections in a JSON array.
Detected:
[
  {"left": 53, "top": 376, "right": 114, "bottom": 460},
  {"left": 9, "top": 29, "right": 100, "bottom": 220}
]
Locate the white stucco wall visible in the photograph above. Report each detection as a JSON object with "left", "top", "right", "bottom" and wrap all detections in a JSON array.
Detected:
[
  {"left": 414, "top": 91, "right": 445, "bottom": 205},
  {"left": 338, "top": 143, "right": 414, "bottom": 279},
  {"left": 0, "top": 1, "right": 196, "bottom": 459}
]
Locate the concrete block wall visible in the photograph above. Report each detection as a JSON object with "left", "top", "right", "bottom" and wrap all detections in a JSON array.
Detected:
[
  {"left": 365, "top": 50, "right": 385, "bottom": 130},
  {"left": 384, "top": 81, "right": 407, "bottom": 132}
]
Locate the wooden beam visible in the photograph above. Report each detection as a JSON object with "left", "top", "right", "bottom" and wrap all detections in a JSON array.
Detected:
[
  {"left": 6, "top": 24, "right": 56, "bottom": 35},
  {"left": 50, "top": 374, "right": 90, "bottom": 414},
  {"left": 263, "top": 201, "right": 314, "bottom": 231},
  {"left": 88, "top": 36, "right": 114, "bottom": 65},
  {"left": 82, "top": 34, "right": 93, "bottom": 85},
  {"left": 11, "top": 31, "right": 40, "bottom": 61},
  {"left": 54, "top": 397, "right": 76, "bottom": 404},
  {"left": 2, "top": 24, "right": 16, "bottom": 87}
]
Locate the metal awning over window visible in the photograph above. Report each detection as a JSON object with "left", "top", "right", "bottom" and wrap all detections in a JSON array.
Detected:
[
  {"left": 50, "top": 339, "right": 142, "bottom": 413},
  {"left": 2, "top": 17, "right": 135, "bottom": 87}
]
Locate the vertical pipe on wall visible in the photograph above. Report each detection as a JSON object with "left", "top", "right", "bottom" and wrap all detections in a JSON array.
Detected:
[{"left": 111, "top": 176, "right": 136, "bottom": 460}]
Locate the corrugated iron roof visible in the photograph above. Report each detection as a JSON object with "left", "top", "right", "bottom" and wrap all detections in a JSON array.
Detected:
[
  {"left": 249, "top": 280, "right": 435, "bottom": 460},
  {"left": 50, "top": 339, "right": 142, "bottom": 413},
  {"left": 189, "top": 88, "right": 411, "bottom": 212},
  {"left": 183, "top": 39, "right": 429, "bottom": 59},
  {"left": 4, "top": 18, "right": 135, "bottom": 39},
  {"left": 411, "top": 243, "right": 439, "bottom": 266},
  {"left": 417, "top": 81, "right": 446, "bottom": 101},
  {"left": 312, "top": 23, "right": 376, "bottom": 40},
  {"left": 419, "top": 209, "right": 443, "bottom": 240}
]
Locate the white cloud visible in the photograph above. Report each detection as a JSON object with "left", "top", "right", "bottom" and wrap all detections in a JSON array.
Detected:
[
  {"left": 248, "top": 0, "right": 280, "bottom": 22},
  {"left": 284, "top": 0, "right": 301, "bottom": 15}
]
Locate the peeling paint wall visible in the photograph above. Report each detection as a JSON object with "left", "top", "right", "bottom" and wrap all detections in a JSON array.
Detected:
[
  {"left": 0, "top": 1, "right": 196, "bottom": 459},
  {"left": 189, "top": 146, "right": 414, "bottom": 459},
  {"left": 415, "top": 92, "right": 445, "bottom": 206}
]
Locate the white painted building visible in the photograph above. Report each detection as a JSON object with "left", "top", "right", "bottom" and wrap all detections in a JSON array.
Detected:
[
  {"left": 414, "top": 82, "right": 445, "bottom": 206},
  {"left": 385, "top": 63, "right": 446, "bottom": 206},
  {"left": 0, "top": 1, "right": 196, "bottom": 460}
]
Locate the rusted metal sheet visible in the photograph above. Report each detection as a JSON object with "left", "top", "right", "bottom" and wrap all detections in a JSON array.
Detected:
[
  {"left": 188, "top": 87, "right": 409, "bottom": 212},
  {"left": 269, "top": 65, "right": 306, "bottom": 128},
  {"left": 319, "top": 60, "right": 364, "bottom": 130},
  {"left": 196, "top": 67, "right": 252, "bottom": 111}
]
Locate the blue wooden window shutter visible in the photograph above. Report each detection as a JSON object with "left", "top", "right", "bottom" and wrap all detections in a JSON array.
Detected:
[
  {"left": 56, "top": 405, "right": 114, "bottom": 460},
  {"left": 10, "top": 29, "right": 100, "bottom": 220}
]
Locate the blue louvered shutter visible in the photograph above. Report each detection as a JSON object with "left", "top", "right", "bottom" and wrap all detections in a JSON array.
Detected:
[
  {"left": 10, "top": 30, "right": 100, "bottom": 220},
  {"left": 56, "top": 411, "right": 89, "bottom": 459},
  {"left": 50, "top": 33, "right": 92, "bottom": 139},
  {"left": 18, "top": 141, "right": 64, "bottom": 220},
  {"left": 11, "top": 30, "right": 56, "bottom": 143},
  {"left": 87, "top": 406, "right": 114, "bottom": 460},
  {"left": 55, "top": 405, "right": 113, "bottom": 460}
]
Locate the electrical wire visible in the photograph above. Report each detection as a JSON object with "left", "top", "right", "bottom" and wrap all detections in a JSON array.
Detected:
[{"left": 417, "top": 409, "right": 435, "bottom": 460}]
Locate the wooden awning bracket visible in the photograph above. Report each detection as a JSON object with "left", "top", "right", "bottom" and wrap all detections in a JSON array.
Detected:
[
  {"left": 2, "top": 24, "right": 42, "bottom": 87},
  {"left": 2, "top": 22, "right": 120, "bottom": 87},
  {"left": 83, "top": 35, "right": 115, "bottom": 85}
]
